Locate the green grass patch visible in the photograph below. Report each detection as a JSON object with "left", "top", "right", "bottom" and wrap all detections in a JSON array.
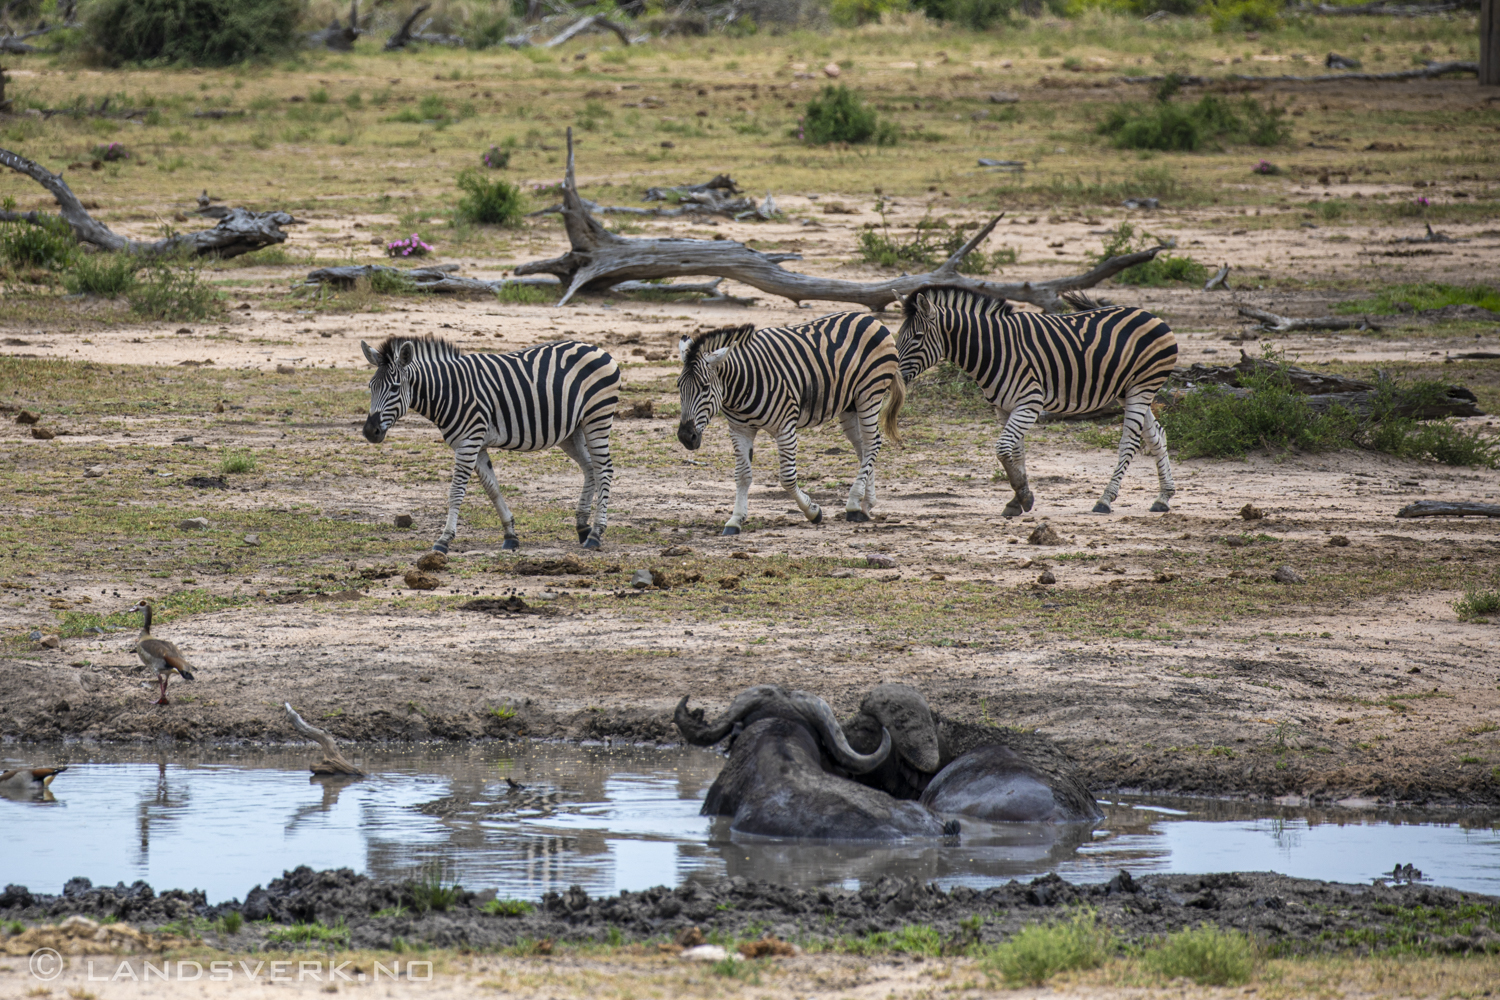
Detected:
[
  {"left": 63, "top": 252, "right": 140, "bottom": 296},
  {"left": 454, "top": 171, "right": 527, "bottom": 227},
  {"left": 1098, "top": 92, "right": 1290, "bottom": 152},
  {"left": 1094, "top": 222, "right": 1208, "bottom": 286},
  {"left": 1334, "top": 283, "right": 1500, "bottom": 318},
  {"left": 481, "top": 898, "right": 532, "bottom": 917},
  {"left": 982, "top": 908, "right": 1114, "bottom": 987},
  {"left": 1, "top": 217, "right": 76, "bottom": 271},
  {"left": 496, "top": 282, "right": 557, "bottom": 305},
  {"left": 801, "top": 85, "right": 897, "bottom": 146},
  {"left": 218, "top": 449, "right": 256, "bottom": 474},
  {"left": 1142, "top": 925, "right": 1257, "bottom": 986},
  {"left": 264, "top": 918, "right": 350, "bottom": 949},
  {"left": 405, "top": 863, "right": 463, "bottom": 913},
  {"left": 1455, "top": 589, "right": 1500, "bottom": 622},
  {"left": 128, "top": 258, "right": 222, "bottom": 322}
]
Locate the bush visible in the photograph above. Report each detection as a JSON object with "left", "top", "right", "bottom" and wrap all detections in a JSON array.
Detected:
[
  {"left": 1210, "top": 0, "right": 1283, "bottom": 33},
  {"left": 63, "top": 252, "right": 140, "bottom": 296},
  {"left": 1455, "top": 589, "right": 1500, "bottom": 621},
  {"left": 219, "top": 449, "right": 256, "bottom": 474},
  {"left": 1093, "top": 222, "right": 1208, "bottom": 286},
  {"left": 982, "top": 909, "right": 1114, "bottom": 987},
  {"left": 801, "top": 86, "right": 897, "bottom": 146},
  {"left": 85, "top": 0, "right": 301, "bottom": 66},
  {"left": 0, "top": 217, "right": 76, "bottom": 270},
  {"left": 482, "top": 146, "right": 511, "bottom": 169},
  {"left": 1143, "top": 926, "right": 1256, "bottom": 986},
  {"left": 496, "top": 283, "right": 557, "bottom": 305},
  {"left": 128, "top": 257, "right": 221, "bottom": 321},
  {"left": 454, "top": 171, "right": 527, "bottom": 227},
  {"left": 830, "top": 0, "right": 911, "bottom": 25},
  {"left": 1099, "top": 95, "right": 1288, "bottom": 152}
]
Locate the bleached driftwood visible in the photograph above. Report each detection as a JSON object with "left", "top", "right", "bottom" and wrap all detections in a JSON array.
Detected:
[
  {"left": 0, "top": 147, "right": 296, "bottom": 258},
  {"left": 298, "top": 263, "right": 746, "bottom": 302},
  {"left": 284, "top": 702, "right": 365, "bottom": 776},
  {"left": 513, "top": 129, "right": 1170, "bottom": 311},
  {"left": 1396, "top": 501, "right": 1500, "bottom": 518},
  {"left": 1238, "top": 305, "right": 1383, "bottom": 333},
  {"left": 1117, "top": 61, "right": 1477, "bottom": 86}
]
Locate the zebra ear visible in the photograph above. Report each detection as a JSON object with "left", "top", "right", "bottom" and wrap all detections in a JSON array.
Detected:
[
  {"left": 398, "top": 342, "right": 416, "bottom": 368},
  {"left": 915, "top": 294, "right": 938, "bottom": 327},
  {"left": 704, "top": 346, "right": 731, "bottom": 367},
  {"left": 360, "top": 341, "right": 382, "bottom": 367},
  {"left": 678, "top": 336, "right": 692, "bottom": 364}
]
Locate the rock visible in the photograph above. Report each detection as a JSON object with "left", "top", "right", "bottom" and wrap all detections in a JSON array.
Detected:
[
  {"left": 730, "top": 551, "right": 750, "bottom": 560},
  {"left": 681, "top": 944, "right": 733, "bottom": 962},
  {"left": 660, "top": 544, "right": 693, "bottom": 557},
  {"left": 621, "top": 400, "right": 654, "bottom": 419},
  {"left": 866, "top": 553, "right": 896, "bottom": 569},
  {"left": 1154, "top": 571, "right": 1176, "bottom": 583},
  {"left": 676, "top": 926, "right": 705, "bottom": 948},
  {"left": 649, "top": 568, "right": 673, "bottom": 589},
  {"left": 822, "top": 62, "right": 841, "bottom": 78},
  {"left": 1273, "top": 565, "right": 1305, "bottom": 584},
  {"left": 394, "top": 514, "right": 414, "bottom": 528},
  {"left": 404, "top": 570, "right": 439, "bottom": 590},
  {"left": 276, "top": 364, "right": 297, "bottom": 375},
  {"left": 1328, "top": 535, "right": 1350, "bottom": 547},
  {"left": 416, "top": 551, "right": 448, "bottom": 572},
  {"left": 30, "top": 426, "right": 54, "bottom": 440},
  {"left": 631, "top": 569, "right": 654, "bottom": 590},
  {"left": 988, "top": 91, "right": 1020, "bottom": 103},
  {"left": 1239, "top": 503, "right": 1264, "bottom": 521},
  {"left": 40, "top": 635, "right": 60, "bottom": 649},
  {"left": 178, "top": 517, "right": 209, "bottom": 531},
  {"left": 184, "top": 476, "right": 228, "bottom": 489},
  {"left": 243, "top": 533, "right": 260, "bottom": 546},
  {"left": 830, "top": 569, "right": 856, "bottom": 579},
  {"left": 1038, "top": 570, "right": 1057, "bottom": 585},
  {"left": 1027, "top": 523, "right": 1063, "bottom": 546},
  {"left": 83, "top": 466, "right": 103, "bottom": 478},
  {"left": 15, "top": 410, "right": 39, "bottom": 425}
]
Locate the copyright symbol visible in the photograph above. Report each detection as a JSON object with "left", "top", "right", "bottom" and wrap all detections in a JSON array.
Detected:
[{"left": 30, "top": 947, "right": 64, "bottom": 981}]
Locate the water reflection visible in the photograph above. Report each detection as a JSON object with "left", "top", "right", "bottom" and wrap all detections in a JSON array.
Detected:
[{"left": 2, "top": 747, "right": 1497, "bottom": 903}]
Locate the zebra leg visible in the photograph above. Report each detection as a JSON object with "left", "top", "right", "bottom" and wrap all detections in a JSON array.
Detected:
[
  {"left": 1095, "top": 394, "right": 1152, "bottom": 514},
  {"left": 840, "top": 403, "right": 881, "bottom": 522},
  {"left": 436, "top": 440, "right": 481, "bottom": 553},
  {"left": 582, "top": 421, "right": 614, "bottom": 548},
  {"left": 775, "top": 423, "right": 822, "bottom": 526},
  {"left": 1144, "top": 412, "right": 1175, "bottom": 513},
  {"left": 475, "top": 449, "right": 520, "bottom": 550},
  {"left": 723, "top": 423, "right": 757, "bottom": 536},
  {"left": 995, "top": 406, "right": 1038, "bottom": 518},
  {"left": 558, "top": 431, "right": 596, "bottom": 545}
]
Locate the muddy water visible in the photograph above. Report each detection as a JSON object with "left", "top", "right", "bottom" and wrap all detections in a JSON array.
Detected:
[{"left": 4, "top": 745, "right": 1497, "bottom": 903}]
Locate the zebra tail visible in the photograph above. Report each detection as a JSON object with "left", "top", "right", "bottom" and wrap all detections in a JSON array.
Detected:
[{"left": 880, "top": 374, "right": 904, "bottom": 448}]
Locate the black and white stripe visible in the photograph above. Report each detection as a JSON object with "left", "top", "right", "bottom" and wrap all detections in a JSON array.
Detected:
[
  {"left": 361, "top": 336, "right": 618, "bottom": 552},
  {"left": 896, "top": 285, "right": 1178, "bottom": 516},
  {"left": 676, "top": 313, "right": 904, "bottom": 535}
]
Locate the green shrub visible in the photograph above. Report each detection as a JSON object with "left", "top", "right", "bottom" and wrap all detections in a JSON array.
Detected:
[
  {"left": 219, "top": 449, "right": 256, "bottom": 474},
  {"left": 406, "top": 863, "right": 462, "bottom": 913},
  {"left": 85, "top": 0, "right": 301, "bottom": 66},
  {"left": 496, "top": 282, "right": 557, "bottom": 304},
  {"left": 128, "top": 257, "right": 221, "bottom": 321},
  {"left": 264, "top": 919, "right": 350, "bottom": 948},
  {"left": 218, "top": 912, "right": 244, "bottom": 935},
  {"left": 1099, "top": 95, "right": 1288, "bottom": 152},
  {"left": 830, "top": 0, "right": 910, "bottom": 25},
  {"left": 982, "top": 909, "right": 1114, "bottom": 987},
  {"left": 1092, "top": 222, "right": 1208, "bottom": 286},
  {"left": 1143, "top": 925, "right": 1256, "bottom": 986},
  {"left": 454, "top": 171, "right": 527, "bottom": 227},
  {"left": 918, "top": 0, "right": 1030, "bottom": 28},
  {"left": 1455, "top": 589, "right": 1500, "bottom": 621},
  {"left": 801, "top": 86, "right": 897, "bottom": 146},
  {"left": 63, "top": 252, "right": 140, "bottom": 296},
  {"left": 0, "top": 217, "right": 76, "bottom": 270},
  {"left": 1210, "top": 0, "right": 1283, "bottom": 33},
  {"left": 481, "top": 898, "right": 533, "bottom": 917}
]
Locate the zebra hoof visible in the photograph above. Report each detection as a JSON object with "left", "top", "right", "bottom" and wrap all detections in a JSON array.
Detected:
[
  {"left": 576, "top": 526, "right": 591, "bottom": 544},
  {"left": 432, "top": 541, "right": 450, "bottom": 554},
  {"left": 845, "top": 510, "right": 870, "bottom": 523},
  {"left": 721, "top": 525, "right": 741, "bottom": 536},
  {"left": 809, "top": 507, "right": 824, "bottom": 525},
  {"left": 582, "top": 536, "right": 601, "bottom": 550},
  {"left": 1002, "top": 502, "right": 1023, "bottom": 518},
  {"left": 1020, "top": 492, "right": 1036, "bottom": 513},
  {"left": 1150, "top": 500, "right": 1171, "bottom": 513},
  {"left": 501, "top": 538, "right": 519, "bottom": 551},
  {"left": 1092, "top": 502, "right": 1112, "bottom": 515}
]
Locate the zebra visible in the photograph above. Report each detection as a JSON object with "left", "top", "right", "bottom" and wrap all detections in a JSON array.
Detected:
[
  {"left": 360, "top": 336, "right": 618, "bottom": 552},
  {"left": 676, "top": 313, "right": 904, "bottom": 536},
  {"left": 895, "top": 284, "right": 1178, "bottom": 516}
]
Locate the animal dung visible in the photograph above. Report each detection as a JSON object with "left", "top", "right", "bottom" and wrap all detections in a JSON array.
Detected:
[
  {"left": 178, "top": 517, "right": 209, "bottom": 531},
  {"left": 1240, "top": 503, "right": 1265, "bottom": 521},
  {"left": 865, "top": 553, "right": 896, "bottom": 569},
  {"left": 1328, "top": 535, "right": 1350, "bottom": 547},
  {"left": 394, "top": 514, "right": 414, "bottom": 528},
  {"left": 1027, "top": 523, "right": 1063, "bottom": 546},
  {"left": 1037, "top": 569, "right": 1057, "bottom": 585},
  {"left": 276, "top": 364, "right": 297, "bottom": 375},
  {"left": 403, "top": 570, "right": 439, "bottom": 590},
  {"left": 738, "top": 936, "right": 797, "bottom": 958},
  {"left": 1273, "top": 565, "right": 1305, "bottom": 584},
  {"left": 660, "top": 544, "right": 693, "bottom": 557},
  {"left": 15, "top": 410, "right": 40, "bottom": 425},
  {"left": 416, "top": 551, "right": 448, "bottom": 572},
  {"left": 30, "top": 426, "right": 54, "bottom": 440}
]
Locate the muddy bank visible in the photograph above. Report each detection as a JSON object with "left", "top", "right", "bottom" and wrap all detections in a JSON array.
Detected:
[{"left": 3, "top": 867, "right": 1497, "bottom": 956}]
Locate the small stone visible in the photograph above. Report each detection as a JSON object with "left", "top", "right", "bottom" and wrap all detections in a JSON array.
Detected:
[
  {"left": 276, "top": 364, "right": 297, "bottom": 375},
  {"left": 416, "top": 551, "right": 448, "bottom": 572},
  {"left": 15, "top": 410, "right": 39, "bottom": 425},
  {"left": 866, "top": 553, "right": 896, "bottom": 569},
  {"left": 30, "top": 426, "right": 55, "bottom": 440},
  {"left": 403, "top": 570, "right": 439, "bottom": 590},
  {"left": 178, "top": 517, "right": 209, "bottom": 531},
  {"left": 730, "top": 551, "right": 750, "bottom": 560},
  {"left": 1327, "top": 535, "right": 1350, "bottom": 547},
  {"left": 394, "top": 514, "right": 414, "bottom": 528},
  {"left": 1027, "top": 523, "right": 1063, "bottom": 546},
  {"left": 1038, "top": 570, "right": 1057, "bottom": 585},
  {"left": 243, "top": 533, "right": 260, "bottom": 546},
  {"left": 822, "top": 62, "right": 841, "bottom": 78},
  {"left": 681, "top": 944, "right": 732, "bottom": 963},
  {"left": 1273, "top": 565, "right": 1305, "bottom": 584},
  {"left": 83, "top": 466, "right": 104, "bottom": 478},
  {"left": 40, "top": 635, "right": 60, "bottom": 649},
  {"left": 676, "top": 926, "right": 705, "bottom": 948},
  {"left": 1154, "top": 571, "right": 1176, "bottom": 583},
  {"left": 660, "top": 545, "right": 693, "bottom": 557},
  {"left": 631, "top": 568, "right": 654, "bottom": 590},
  {"left": 830, "top": 569, "right": 856, "bottom": 579},
  {"left": 988, "top": 91, "right": 1020, "bottom": 103},
  {"left": 27, "top": 630, "right": 41, "bottom": 641},
  {"left": 1240, "top": 503, "right": 1264, "bottom": 521},
  {"left": 929, "top": 572, "right": 946, "bottom": 581}
]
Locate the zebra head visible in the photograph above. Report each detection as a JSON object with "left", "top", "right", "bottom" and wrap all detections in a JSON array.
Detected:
[
  {"left": 675, "top": 324, "right": 755, "bottom": 451},
  {"left": 360, "top": 339, "right": 417, "bottom": 444},
  {"left": 895, "top": 289, "right": 947, "bottom": 385}
]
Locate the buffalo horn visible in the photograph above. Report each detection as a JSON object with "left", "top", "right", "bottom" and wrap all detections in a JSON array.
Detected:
[
  {"left": 673, "top": 685, "right": 785, "bottom": 745},
  {"left": 789, "top": 691, "right": 891, "bottom": 773}
]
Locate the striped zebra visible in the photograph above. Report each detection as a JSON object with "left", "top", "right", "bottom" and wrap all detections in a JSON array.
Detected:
[
  {"left": 360, "top": 336, "right": 618, "bottom": 552},
  {"left": 676, "top": 313, "right": 904, "bottom": 536},
  {"left": 896, "top": 285, "right": 1178, "bottom": 516}
]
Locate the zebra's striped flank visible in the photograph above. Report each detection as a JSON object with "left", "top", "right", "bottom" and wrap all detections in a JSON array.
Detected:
[
  {"left": 361, "top": 335, "right": 619, "bottom": 552},
  {"left": 676, "top": 313, "right": 904, "bottom": 535},
  {"left": 897, "top": 285, "right": 1178, "bottom": 516}
]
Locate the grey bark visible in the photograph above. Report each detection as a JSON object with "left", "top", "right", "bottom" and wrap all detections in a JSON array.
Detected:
[
  {"left": 513, "top": 129, "right": 1170, "bottom": 311},
  {"left": 299, "top": 263, "right": 745, "bottom": 302},
  {"left": 1238, "top": 305, "right": 1383, "bottom": 333},
  {"left": 1396, "top": 500, "right": 1500, "bottom": 518},
  {"left": 284, "top": 702, "right": 364, "bottom": 776},
  {"left": 0, "top": 147, "right": 294, "bottom": 258},
  {"left": 384, "top": 3, "right": 431, "bottom": 49},
  {"left": 1484, "top": 0, "right": 1499, "bottom": 87},
  {"left": 1117, "top": 61, "right": 1478, "bottom": 87}
]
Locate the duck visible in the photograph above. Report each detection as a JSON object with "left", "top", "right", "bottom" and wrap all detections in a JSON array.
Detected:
[
  {"left": 133, "top": 602, "right": 195, "bottom": 705},
  {"left": 0, "top": 765, "right": 66, "bottom": 794}
]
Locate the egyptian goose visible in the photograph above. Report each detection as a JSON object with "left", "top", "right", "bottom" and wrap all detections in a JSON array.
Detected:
[
  {"left": 0, "top": 766, "right": 66, "bottom": 793},
  {"left": 133, "top": 602, "right": 195, "bottom": 705}
]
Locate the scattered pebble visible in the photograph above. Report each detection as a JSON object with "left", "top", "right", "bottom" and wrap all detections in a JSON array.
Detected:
[
  {"left": 243, "top": 533, "right": 260, "bottom": 547},
  {"left": 1328, "top": 535, "right": 1350, "bottom": 547},
  {"left": 822, "top": 63, "right": 841, "bottom": 78},
  {"left": 1273, "top": 565, "right": 1305, "bottom": 584},
  {"left": 39, "top": 635, "right": 60, "bottom": 649},
  {"left": 660, "top": 545, "right": 693, "bottom": 557},
  {"left": 15, "top": 410, "right": 39, "bottom": 425},
  {"left": 178, "top": 517, "right": 209, "bottom": 531},
  {"left": 681, "top": 944, "right": 734, "bottom": 963},
  {"left": 630, "top": 568, "right": 654, "bottom": 590},
  {"left": 394, "top": 514, "right": 414, "bottom": 528},
  {"left": 1038, "top": 570, "right": 1057, "bottom": 585},
  {"left": 1240, "top": 503, "right": 1265, "bottom": 521},
  {"left": 83, "top": 466, "right": 103, "bottom": 478},
  {"left": 830, "top": 569, "right": 856, "bottom": 579},
  {"left": 866, "top": 553, "right": 896, "bottom": 569}
]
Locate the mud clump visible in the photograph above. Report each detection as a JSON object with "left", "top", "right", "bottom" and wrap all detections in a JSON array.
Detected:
[
  {"left": 404, "top": 570, "right": 439, "bottom": 590},
  {"left": 1028, "top": 523, "right": 1063, "bottom": 546}
]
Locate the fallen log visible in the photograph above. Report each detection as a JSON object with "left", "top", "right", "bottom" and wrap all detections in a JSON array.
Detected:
[
  {"left": 514, "top": 129, "right": 1170, "bottom": 311},
  {"left": 308, "top": 0, "right": 363, "bottom": 50},
  {"left": 1, "top": 146, "right": 297, "bottom": 258},
  {"left": 298, "top": 263, "right": 748, "bottom": 302},
  {"left": 1396, "top": 500, "right": 1500, "bottom": 518},
  {"left": 1238, "top": 305, "right": 1382, "bottom": 333},
  {"left": 643, "top": 174, "right": 741, "bottom": 200},
  {"left": 1394, "top": 224, "right": 1468, "bottom": 244},
  {"left": 384, "top": 3, "right": 432, "bottom": 49},
  {"left": 284, "top": 702, "right": 364, "bottom": 776},
  {"left": 1116, "top": 60, "right": 1477, "bottom": 87},
  {"left": 1175, "top": 349, "right": 1377, "bottom": 394},
  {"left": 1289, "top": 1, "right": 1461, "bottom": 14},
  {"left": 527, "top": 191, "right": 770, "bottom": 220},
  {"left": 1162, "top": 383, "right": 1482, "bottom": 419}
]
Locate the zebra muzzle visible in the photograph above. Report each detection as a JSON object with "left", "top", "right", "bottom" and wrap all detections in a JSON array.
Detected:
[
  {"left": 362, "top": 415, "right": 388, "bottom": 443},
  {"left": 677, "top": 425, "right": 702, "bottom": 451}
]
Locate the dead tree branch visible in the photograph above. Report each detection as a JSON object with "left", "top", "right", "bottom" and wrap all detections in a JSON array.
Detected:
[
  {"left": 298, "top": 263, "right": 748, "bottom": 302},
  {"left": 284, "top": 703, "right": 365, "bottom": 776},
  {"left": 1117, "top": 60, "right": 1477, "bottom": 86},
  {"left": 1238, "top": 304, "right": 1383, "bottom": 332},
  {"left": 1397, "top": 500, "right": 1500, "bottom": 518},
  {"left": 514, "top": 129, "right": 1168, "bottom": 311},
  {"left": 1288, "top": 1, "right": 1461, "bottom": 14},
  {"left": 0, "top": 146, "right": 297, "bottom": 258},
  {"left": 384, "top": 2, "right": 431, "bottom": 49}
]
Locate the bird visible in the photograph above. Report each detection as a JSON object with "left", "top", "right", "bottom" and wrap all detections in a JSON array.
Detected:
[
  {"left": 133, "top": 602, "right": 195, "bottom": 705},
  {"left": 0, "top": 766, "right": 66, "bottom": 796}
]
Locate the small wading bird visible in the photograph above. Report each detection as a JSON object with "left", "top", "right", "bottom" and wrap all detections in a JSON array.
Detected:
[
  {"left": 133, "top": 602, "right": 195, "bottom": 705},
  {"left": 0, "top": 765, "right": 66, "bottom": 797}
]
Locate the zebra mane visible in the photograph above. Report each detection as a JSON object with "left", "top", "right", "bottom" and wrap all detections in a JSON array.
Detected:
[
  {"left": 374, "top": 335, "right": 461, "bottom": 366},
  {"left": 681, "top": 324, "right": 755, "bottom": 366},
  {"left": 904, "top": 284, "right": 1016, "bottom": 320}
]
